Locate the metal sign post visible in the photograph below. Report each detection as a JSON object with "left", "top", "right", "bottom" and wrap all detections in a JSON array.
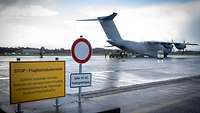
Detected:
[
  {"left": 78, "top": 64, "right": 82, "bottom": 103},
  {"left": 15, "top": 58, "right": 23, "bottom": 113},
  {"left": 71, "top": 35, "right": 92, "bottom": 103},
  {"left": 54, "top": 57, "right": 62, "bottom": 107}
]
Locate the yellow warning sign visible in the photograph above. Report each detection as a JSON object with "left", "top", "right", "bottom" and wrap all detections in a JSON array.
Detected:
[{"left": 10, "top": 61, "right": 65, "bottom": 104}]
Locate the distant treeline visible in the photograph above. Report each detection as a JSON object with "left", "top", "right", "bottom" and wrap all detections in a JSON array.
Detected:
[
  {"left": 0, "top": 47, "right": 112, "bottom": 56},
  {"left": 0, "top": 47, "right": 199, "bottom": 56}
]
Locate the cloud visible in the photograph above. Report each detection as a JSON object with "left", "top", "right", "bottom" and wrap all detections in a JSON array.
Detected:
[
  {"left": 0, "top": 5, "right": 58, "bottom": 17},
  {"left": 0, "top": 0, "right": 199, "bottom": 50},
  {"left": 72, "top": 1, "right": 200, "bottom": 50},
  {"left": 0, "top": 0, "right": 48, "bottom": 7},
  {"left": 184, "top": 15, "right": 200, "bottom": 42},
  {"left": 178, "top": 1, "right": 200, "bottom": 43}
]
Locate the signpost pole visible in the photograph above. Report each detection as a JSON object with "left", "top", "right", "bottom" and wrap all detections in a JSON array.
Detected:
[
  {"left": 54, "top": 57, "right": 62, "bottom": 107},
  {"left": 15, "top": 58, "right": 23, "bottom": 113},
  {"left": 78, "top": 64, "right": 82, "bottom": 103},
  {"left": 71, "top": 36, "right": 92, "bottom": 103},
  {"left": 16, "top": 104, "right": 22, "bottom": 113}
]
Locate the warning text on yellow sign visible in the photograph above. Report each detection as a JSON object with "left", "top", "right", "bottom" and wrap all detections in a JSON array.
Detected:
[{"left": 10, "top": 61, "right": 65, "bottom": 104}]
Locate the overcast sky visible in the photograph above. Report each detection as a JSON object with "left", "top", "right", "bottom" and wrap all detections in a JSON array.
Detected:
[{"left": 0, "top": 0, "right": 199, "bottom": 50}]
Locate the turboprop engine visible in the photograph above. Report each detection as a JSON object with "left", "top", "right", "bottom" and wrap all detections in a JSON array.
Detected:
[
  {"left": 163, "top": 44, "right": 173, "bottom": 49},
  {"left": 174, "top": 43, "right": 186, "bottom": 50}
]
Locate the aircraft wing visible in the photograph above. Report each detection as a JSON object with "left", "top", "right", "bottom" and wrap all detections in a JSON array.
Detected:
[
  {"left": 104, "top": 45, "right": 114, "bottom": 47},
  {"left": 145, "top": 41, "right": 198, "bottom": 45},
  {"left": 182, "top": 43, "right": 199, "bottom": 45}
]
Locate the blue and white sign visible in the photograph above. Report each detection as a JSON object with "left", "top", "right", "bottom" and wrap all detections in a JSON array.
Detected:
[{"left": 70, "top": 73, "right": 92, "bottom": 88}]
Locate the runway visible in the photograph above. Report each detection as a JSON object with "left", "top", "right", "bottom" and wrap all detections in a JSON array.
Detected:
[
  {"left": 0, "top": 55, "right": 200, "bottom": 113},
  {"left": 0, "top": 55, "right": 200, "bottom": 94}
]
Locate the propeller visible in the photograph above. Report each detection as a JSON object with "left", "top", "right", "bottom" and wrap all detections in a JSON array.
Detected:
[
  {"left": 182, "top": 40, "right": 186, "bottom": 54},
  {"left": 171, "top": 39, "right": 176, "bottom": 52}
]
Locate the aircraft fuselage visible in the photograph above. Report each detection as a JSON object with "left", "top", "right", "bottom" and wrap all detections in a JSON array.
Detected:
[
  {"left": 108, "top": 40, "right": 171, "bottom": 58},
  {"left": 79, "top": 12, "right": 198, "bottom": 58}
]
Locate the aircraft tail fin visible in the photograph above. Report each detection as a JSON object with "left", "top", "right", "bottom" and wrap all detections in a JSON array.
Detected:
[
  {"left": 78, "top": 12, "right": 122, "bottom": 41},
  {"left": 97, "top": 12, "right": 117, "bottom": 20},
  {"left": 77, "top": 19, "right": 98, "bottom": 21}
]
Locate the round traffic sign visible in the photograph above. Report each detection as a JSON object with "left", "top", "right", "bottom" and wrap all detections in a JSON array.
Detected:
[{"left": 71, "top": 36, "right": 92, "bottom": 64}]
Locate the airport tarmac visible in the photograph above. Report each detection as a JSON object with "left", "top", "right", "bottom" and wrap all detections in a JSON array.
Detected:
[
  {"left": 0, "top": 55, "right": 200, "bottom": 94},
  {"left": 0, "top": 55, "right": 200, "bottom": 113}
]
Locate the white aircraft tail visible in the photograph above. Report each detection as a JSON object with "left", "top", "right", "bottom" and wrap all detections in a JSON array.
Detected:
[{"left": 78, "top": 12, "right": 123, "bottom": 42}]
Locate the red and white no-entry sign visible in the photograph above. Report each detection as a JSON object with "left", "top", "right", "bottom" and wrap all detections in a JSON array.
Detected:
[{"left": 71, "top": 36, "right": 92, "bottom": 64}]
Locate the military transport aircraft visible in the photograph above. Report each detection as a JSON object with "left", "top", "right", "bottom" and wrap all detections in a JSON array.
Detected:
[{"left": 78, "top": 12, "right": 198, "bottom": 58}]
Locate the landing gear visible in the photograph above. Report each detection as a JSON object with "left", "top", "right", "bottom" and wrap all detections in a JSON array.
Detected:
[
  {"left": 106, "top": 50, "right": 132, "bottom": 59},
  {"left": 157, "top": 50, "right": 164, "bottom": 59}
]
